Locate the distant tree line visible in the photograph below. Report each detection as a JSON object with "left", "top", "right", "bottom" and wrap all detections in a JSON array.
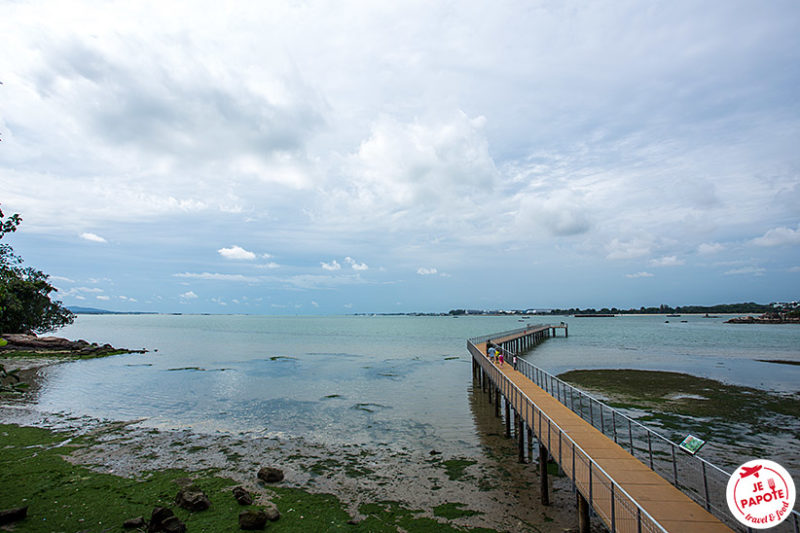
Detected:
[{"left": 448, "top": 302, "right": 789, "bottom": 316}]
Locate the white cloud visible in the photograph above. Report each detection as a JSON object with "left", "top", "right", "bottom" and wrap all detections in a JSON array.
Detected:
[
  {"left": 218, "top": 245, "right": 256, "bottom": 260},
  {"left": 698, "top": 242, "right": 724, "bottom": 255},
  {"left": 50, "top": 275, "right": 75, "bottom": 283},
  {"left": 417, "top": 267, "right": 438, "bottom": 275},
  {"left": 61, "top": 286, "right": 105, "bottom": 297},
  {"left": 96, "top": 295, "right": 110, "bottom": 301},
  {"left": 321, "top": 260, "right": 341, "bottom": 271},
  {"left": 724, "top": 267, "right": 766, "bottom": 276},
  {"left": 750, "top": 225, "right": 800, "bottom": 247},
  {"left": 606, "top": 238, "right": 651, "bottom": 260},
  {"left": 80, "top": 232, "right": 107, "bottom": 243},
  {"left": 311, "top": 301, "right": 319, "bottom": 307},
  {"left": 174, "top": 272, "right": 260, "bottom": 282},
  {"left": 345, "top": 257, "right": 368, "bottom": 271},
  {"left": 789, "top": 266, "right": 800, "bottom": 272},
  {"left": 257, "top": 262, "right": 280, "bottom": 269},
  {"left": 649, "top": 256, "right": 685, "bottom": 267},
  {"left": 180, "top": 290, "right": 198, "bottom": 299},
  {"left": 626, "top": 272, "right": 654, "bottom": 278}
]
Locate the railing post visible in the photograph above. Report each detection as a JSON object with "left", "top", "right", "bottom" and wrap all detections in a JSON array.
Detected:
[
  {"left": 637, "top": 507, "right": 642, "bottom": 533},
  {"left": 611, "top": 483, "right": 616, "bottom": 532},
  {"left": 600, "top": 402, "right": 605, "bottom": 433},
  {"left": 612, "top": 410, "right": 617, "bottom": 443},
  {"left": 702, "top": 461, "right": 710, "bottom": 511},
  {"left": 672, "top": 445, "right": 678, "bottom": 486},
  {"left": 628, "top": 419, "right": 634, "bottom": 454},
  {"left": 647, "top": 432, "right": 654, "bottom": 470}
]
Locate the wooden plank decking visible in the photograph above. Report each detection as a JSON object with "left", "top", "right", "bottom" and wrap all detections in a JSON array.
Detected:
[{"left": 473, "top": 340, "right": 733, "bottom": 533}]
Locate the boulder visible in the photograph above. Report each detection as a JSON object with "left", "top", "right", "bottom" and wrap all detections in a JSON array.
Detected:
[
  {"left": 0, "top": 506, "right": 28, "bottom": 525},
  {"left": 257, "top": 466, "right": 284, "bottom": 483},
  {"left": 148, "top": 507, "right": 174, "bottom": 532},
  {"left": 123, "top": 516, "right": 146, "bottom": 529},
  {"left": 160, "top": 516, "right": 187, "bottom": 533},
  {"left": 232, "top": 486, "right": 253, "bottom": 506},
  {"left": 175, "top": 487, "right": 211, "bottom": 511},
  {"left": 239, "top": 509, "right": 268, "bottom": 530},
  {"left": 147, "top": 507, "right": 186, "bottom": 533},
  {"left": 263, "top": 501, "right": 280, "bottom": 521}
]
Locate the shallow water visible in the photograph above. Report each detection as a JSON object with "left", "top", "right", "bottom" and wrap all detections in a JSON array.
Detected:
[{"left": 26, "top": 314, "right": 800, "bottom": 454}]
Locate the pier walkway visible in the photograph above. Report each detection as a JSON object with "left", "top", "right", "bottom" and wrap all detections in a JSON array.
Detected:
[{"left": 469, "top": 325, "right": 740, "bottom": 533}]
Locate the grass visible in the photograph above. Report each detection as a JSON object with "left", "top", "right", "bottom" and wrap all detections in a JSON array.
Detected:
[{"left": 0, "top": 423, "right": 499, "bottom": 532}]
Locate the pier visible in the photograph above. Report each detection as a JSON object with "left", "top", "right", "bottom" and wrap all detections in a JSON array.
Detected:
[{"left": 468, "top": 325, "right": 800, "bottom": 533}]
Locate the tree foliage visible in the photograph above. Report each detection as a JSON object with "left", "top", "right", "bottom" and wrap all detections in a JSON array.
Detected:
[{"left": 0, "top": 204, "right": 75, "bottom": 334}]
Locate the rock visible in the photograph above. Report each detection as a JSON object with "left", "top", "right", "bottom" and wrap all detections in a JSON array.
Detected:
[
  {"left": 257, "top": 466, "right": 284, "bottom": 483},
  {"left": 0, "top": 506, "right": 28, "bottom": 525},
  {"left": 239, "top": 509, "right": 268, "bottom": 530},
  {"left": 123, "top": 516, "right": 146, "bottom": 529},
  {"left": 429, "top": 449, "right": 441, "bottom": 455},
  {"left": 148, "top": 507, "right": 186, "bottom": 533},
  {"left": 263, "top": 501, "right": 280, "bottom": 521},
  {"left": 148, "top": 507, "right": 174, "bottom": 532},
  {"left": 160, "top": 516, "right": 187, "bottom": 533},
  {"left": 232, "top": 486, "right": 253, "bottom": 505},
  {"left": 175, "top": 487, "right": 211, "bottom": 511}
]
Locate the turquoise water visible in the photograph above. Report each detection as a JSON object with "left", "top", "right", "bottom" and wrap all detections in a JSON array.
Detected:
[{"left": 27, "top": 314, "right": 800, "bottom": 453}]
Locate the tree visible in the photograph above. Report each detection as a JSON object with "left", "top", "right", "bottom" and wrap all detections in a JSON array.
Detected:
[{"left": 0, "top": 204, "right": 75, "bottom": 334}]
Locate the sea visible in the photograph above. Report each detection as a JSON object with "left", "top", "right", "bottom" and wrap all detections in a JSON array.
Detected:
[{"left": 14, "top": 314, "right": 800, "bottom": 458}]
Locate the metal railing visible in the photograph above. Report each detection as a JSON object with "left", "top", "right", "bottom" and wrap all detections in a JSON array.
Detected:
[
  {"left": 476, "top": 331, "right": 800, "bottom": 533},
  {"left": 469, "top": 340, "right": 668, "bottom": 533}
]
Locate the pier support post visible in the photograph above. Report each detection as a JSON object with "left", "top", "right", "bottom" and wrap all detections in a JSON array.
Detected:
[
  {"left": 539, "top": 443, "right": 550, "bottom": 506},
  {"left": 577, "top": 492, "right": 590, "bottom": 533},
  {"left": 518, "top": 418, "right": 526, "bottom": 463},
  {"left": 495, "top": 388, "right": 500, "bottom": 417},
  {"left": 528, "top": 427, "right": 534, "bottom": 460},
  {"left": 505, "top": 401, "right": 511, "bottom": 438}
]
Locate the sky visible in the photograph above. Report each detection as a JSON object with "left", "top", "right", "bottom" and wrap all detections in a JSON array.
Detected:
[{"left": 1, "top": 0, "right": 799, "bottom": 314}]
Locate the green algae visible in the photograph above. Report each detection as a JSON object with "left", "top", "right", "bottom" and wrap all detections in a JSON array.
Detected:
[
  {"left": 558, "top": 369, "right": 800, "bottom": 441},
  {"left": 0, "top": 423, "right": 499, "bottom": 532}
]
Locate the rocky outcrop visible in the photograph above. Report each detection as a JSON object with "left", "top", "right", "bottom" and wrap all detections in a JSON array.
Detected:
[
  {"left": 0, "top": 333, "right": 145, "bottom": 356},
  {"left": 726, "top": 313, "right": 800, "bottom": 324}
]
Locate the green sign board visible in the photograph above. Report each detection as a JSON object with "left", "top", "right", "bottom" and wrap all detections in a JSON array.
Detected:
[{"left": 678, "top": 434, "right": 706, "bottom": 455}]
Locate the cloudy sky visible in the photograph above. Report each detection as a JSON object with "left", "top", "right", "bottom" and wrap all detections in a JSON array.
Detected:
[{"left": 1, "top": 0, "right": 798, "bottom": 314}]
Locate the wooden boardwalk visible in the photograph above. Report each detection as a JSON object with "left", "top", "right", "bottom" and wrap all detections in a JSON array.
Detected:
[{"left": 471, "top": 334, "right": 733, "bottom": 533}]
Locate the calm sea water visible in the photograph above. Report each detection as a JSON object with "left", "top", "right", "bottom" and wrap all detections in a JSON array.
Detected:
[{"left": 27, "top": 314, "right": 800, "bottom": 453}]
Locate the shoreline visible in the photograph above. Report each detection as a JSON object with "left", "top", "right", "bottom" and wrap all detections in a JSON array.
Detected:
[{"left": 0, "top": 405, "right": 582, "bottom": 532}]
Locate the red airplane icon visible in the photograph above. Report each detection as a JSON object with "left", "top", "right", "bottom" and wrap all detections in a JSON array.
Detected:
[{"left": 740, "top": 465, "right": 762, "bottom": 479}]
